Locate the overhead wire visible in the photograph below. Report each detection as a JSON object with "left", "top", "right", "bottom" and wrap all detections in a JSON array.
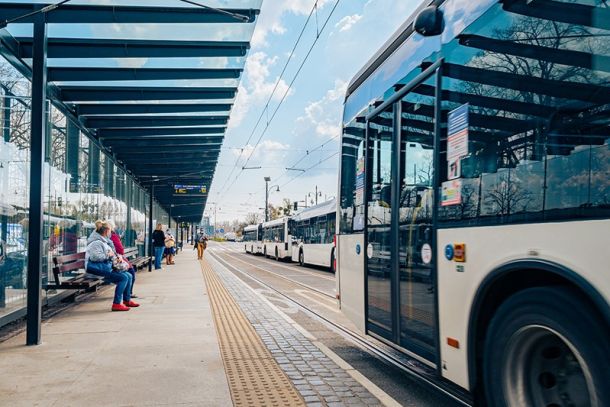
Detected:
[
  {"left": 218, "top": 0, "right": 342, "bottom": 199},
  {"left": 214, "top": 0, "right": 320, "bottom": 197}
]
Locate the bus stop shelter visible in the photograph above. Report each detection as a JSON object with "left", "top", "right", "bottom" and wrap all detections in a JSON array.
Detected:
[{"left": 0, "top": 0, "right": 259, "bottom": 345}]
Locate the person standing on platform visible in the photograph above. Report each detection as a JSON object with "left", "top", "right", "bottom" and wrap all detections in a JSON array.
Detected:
[
  {"left": 152, "top": 224, "right": 166, "bottom": 270},
  {"left": 164, "top": 229, "right": 176, "bottom": 265},
  {"left": 194, "top": 230, "right": 206, "bottom": 260}
]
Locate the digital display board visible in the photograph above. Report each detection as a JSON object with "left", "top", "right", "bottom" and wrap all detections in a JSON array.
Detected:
[{"left": 173, "top": 184, "right": 207, "bottom": 196}]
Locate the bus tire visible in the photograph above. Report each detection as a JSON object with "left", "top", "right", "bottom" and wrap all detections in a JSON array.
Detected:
[
  {"left": 299, "top": 250, "right": 304, "bottom": 267},
  {"left": 264, "top": 247, "right": 267, "bottom": 257},
  {"left": 329, "top": 250, "right": 336, "bottom": 274},
  {"left": 482, "top": 286, "right": 610, "bottom": 407},
  {"left": 275, "top": 247, "right": 279, "bottom": 261}
]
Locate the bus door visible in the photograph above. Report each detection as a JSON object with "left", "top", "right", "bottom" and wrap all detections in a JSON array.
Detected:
[{"left": 365, "top": 69, "right": 439, "bottom": 363}]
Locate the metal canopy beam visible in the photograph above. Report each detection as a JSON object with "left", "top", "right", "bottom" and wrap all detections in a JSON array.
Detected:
[
  {"left": 104, "top": 138, "right": 224, "bottom": 147},
  {"left": 60, "top": 86, "right": 236, "bottom": 102},
  {"left": 114, "top": 149, "right": 220, "bottom": 156},
  {"left": 459, "top": 34, "right": 610, "bottom": 74},
  {"left": 97, "top": 127, "right": 226, "bottom": 138},
  {"left": 17, "top": 37, "right": 249, "bottom": 59},
  {"left": 503, "top": 0, "right": 610, "bottom": 31},
  {"left": 0, "top": 3, "right": 258, "bottom": 24},
  {"left": 411, "top": 84, "right": 557, "bottom": 118},
  {"left": 48, "top": 67, "right": 242, "bottom": 82},
  {"left": 441, "top": 63, "right": 610, "bottom": 104},
  {"left": 87, "top": 116, "right": 228, "bottom": 129},
  {"left": 77, "top": 103, "right": 232, "bottom": 116},
  {"left": 110, "top": 146, "right": 222, "bottom": 153}
]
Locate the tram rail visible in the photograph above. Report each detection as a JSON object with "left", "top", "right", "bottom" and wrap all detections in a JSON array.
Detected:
[{"left": 207, "top": 248, "right": 472, "bottom": 407}]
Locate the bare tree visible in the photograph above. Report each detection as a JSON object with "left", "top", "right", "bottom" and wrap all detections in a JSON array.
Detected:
[{"left": 244, "top": 212, "right": 261, "bottom": 225}]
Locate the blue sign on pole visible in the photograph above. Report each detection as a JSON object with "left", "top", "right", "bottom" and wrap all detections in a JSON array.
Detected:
[{"left": 219, "top": 228, "right": 225, "bottom": 234}]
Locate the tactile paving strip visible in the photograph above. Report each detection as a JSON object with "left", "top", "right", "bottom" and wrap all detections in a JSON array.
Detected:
[{"left": 201, "top": 259, "right": 305, "bottom": 407}]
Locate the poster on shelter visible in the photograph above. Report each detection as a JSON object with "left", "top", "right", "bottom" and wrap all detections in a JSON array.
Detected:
[
  {"left": 441, "top": 179, "right": 462, "bottom": 206},
  {"left": 355, "top": 157, "right": 365, "bottom": 206},
  {"left": 447, "top": 103, "right": 469, "bottom": 160}
]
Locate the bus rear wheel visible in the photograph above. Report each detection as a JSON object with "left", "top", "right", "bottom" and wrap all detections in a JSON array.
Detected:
[
  {"left": 299, "top": 250, "right": 304, "bottom": 267},
  {"left": 330, "top": 250, "right": 335, "bottom": 274},
  {"left": 275, "top": 247, "right": 279, "bottom": 261},
  {"left": 483, "top": 287, "right": 610, "bottom": 407}
]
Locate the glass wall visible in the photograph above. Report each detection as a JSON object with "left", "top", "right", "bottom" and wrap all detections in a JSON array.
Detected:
[{"left": 0, "top": 57, "right": 167, "bottom": 324}]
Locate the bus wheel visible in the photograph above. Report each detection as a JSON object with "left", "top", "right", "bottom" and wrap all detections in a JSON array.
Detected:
[
  {"left": 275, "top": 247, "right": 279, "bottom": 261},
  {"left": 299, "top": 250, "right": 304, "bottom": 267},
  {"left": 483, "top": 287, "right": 609, "bottom": 407},
  {"left": 330, "top": 250, "right": 335, "bottom": 274},
  {"left": 264, "top": 247, "right": 267, "bottom": 257}
]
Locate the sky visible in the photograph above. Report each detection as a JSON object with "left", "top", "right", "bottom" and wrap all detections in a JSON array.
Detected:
[{"left": 206, "top": 0, "right": 422, "bottom": 223}]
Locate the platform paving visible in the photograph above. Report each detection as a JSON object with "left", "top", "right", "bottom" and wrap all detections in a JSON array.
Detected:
[{"left": 0, "top": 255, "right": 231, "bottom": 407}]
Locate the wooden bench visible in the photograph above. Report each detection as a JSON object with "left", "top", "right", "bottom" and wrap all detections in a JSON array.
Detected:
[
  {"left": 123, "top": 247, "right": 151, "bottom": 270},
  {"left": 47, "top": 252, "right": 103, "bottom": 290}
]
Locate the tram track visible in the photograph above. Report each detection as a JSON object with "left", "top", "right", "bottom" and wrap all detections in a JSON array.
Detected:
[
  {"left": 220, "top": 244, "right": 335, "bottom": 281},
  {"left": 207, "top": 249, "right": 472, "bottom": 407},
  {"left": 212, "top": 248, "right": 336, "bottom": 299}
]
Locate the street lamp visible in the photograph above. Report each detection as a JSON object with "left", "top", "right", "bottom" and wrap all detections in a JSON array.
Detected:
[{"left": 264, "top": 176, "right": 280, "bottom": 222}]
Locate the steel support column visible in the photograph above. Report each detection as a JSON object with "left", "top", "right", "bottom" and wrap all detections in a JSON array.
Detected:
[
  {"left": 66, "top": 120, "right": 79, "bottom": 192},
  {"left": 26, "top": 14, "right": 47, "bottom": 346},
  {"left": 148, "top": 185, "right": 154, "bottom": 271}
]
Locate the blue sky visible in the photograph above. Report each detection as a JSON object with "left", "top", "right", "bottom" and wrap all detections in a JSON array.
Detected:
[{"left": 208, "top": 0, "right": 422, "bottom": 222}]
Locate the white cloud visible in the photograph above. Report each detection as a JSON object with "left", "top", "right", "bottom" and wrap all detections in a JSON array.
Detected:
[
  {"left": 251, "top": 0, "right": 334, "bottom": 48},
  {"left": 228, "top": 51, "right": 294, "bottom": 127},
  {"left": 297, "top": 79, "right": 347, "bottom": 138},
  {"left": 335, "top": 14, "right": 362, "bottom": 32}
]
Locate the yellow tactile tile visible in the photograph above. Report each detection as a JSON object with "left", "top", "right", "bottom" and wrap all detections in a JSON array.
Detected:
[{"left": 200, "top": 259, "right": 306, "bottom": 407}]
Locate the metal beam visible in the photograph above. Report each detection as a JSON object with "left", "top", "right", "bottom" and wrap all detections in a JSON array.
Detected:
[
  {"left": 114, "top": 150, "right": 221, "bottom": 157},
  {"left": 18, "top": 37, "right": 249, "bottom": 59},
  {"left": 0, "top": 3, "right": 259, "bottom": 24},
  {"left": 87, "top": 116, "right": 229, "bottom": 129},
  {"left": 60, "top": 86, "right": 236, "bottom": 102},
  {"left": 503, "top": 0, "right": 610, "bottom": 31},
  {"left": 459, "top": 34, "right": 610, "bottom": 74},
  {"left": 26, "top": 13, "right": 46, "bottom": 347},
  {"left": 441, "top": 62, "right": 610, "bottom": 104},
  {"left": 48, "top": 67, "right": 243, "bottom": 82},
  {"left": 77, "top": 103, "right": 232, "bottom": 116},
  {"left": 104, "top": 139, "right": 224, "bottom": 148},
  {"left": 97, "top": 127, "right": 226, "bottom": 138}
]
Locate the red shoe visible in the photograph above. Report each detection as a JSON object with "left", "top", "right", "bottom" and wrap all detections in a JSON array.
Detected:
[
  {"left": 112, "top": 303, "right": 130, "bottom": 312},
  {"left": 123, "top": 300, "right": 140, "bottom": 308}
]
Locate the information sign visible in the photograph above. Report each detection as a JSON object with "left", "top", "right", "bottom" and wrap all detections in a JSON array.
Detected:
[
  {"left": 441, "top": 179, "right": 462, "bottom": 206},
  {"left": 173, "top": 184, "right": 207, "bottom": 196}
]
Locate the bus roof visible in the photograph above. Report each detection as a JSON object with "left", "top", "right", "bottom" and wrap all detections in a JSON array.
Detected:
[
  {"left": 244, "top": 224, "right": 260, "bottom": 232},
  {"left": 345, "top": 0, "right": 440, "bottom": 100},
  {"left": 262, "top": 218, "right": 288, "bottom": 228},
  {"left": 292, "top": 198, "right": 336, "bottom": 222}
]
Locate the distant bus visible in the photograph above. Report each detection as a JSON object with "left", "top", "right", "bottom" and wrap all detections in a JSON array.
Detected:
[
  {"left": 291, "top": 198, "right": 337, "bottom": 272},
  {"left": 243, "top": 224, "right": 262, "bottom": 254},
  {"left": 261, "top": 217, "right": 292, "bottom": 261},
  {"left": 336, "top": 1, "right": 610, "bottom": 405}
]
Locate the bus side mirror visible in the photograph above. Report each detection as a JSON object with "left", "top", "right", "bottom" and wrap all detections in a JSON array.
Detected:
[
  {"left": 414, "top": 6, "right": 444, "bottom": 36},
  {"left": 293, "top": 202, "right": 298, "bottom": 211}
]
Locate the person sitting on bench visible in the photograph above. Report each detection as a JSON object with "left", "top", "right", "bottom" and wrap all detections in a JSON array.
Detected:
[
  {"left": 106, "top": 220, "right": 137, "bottom": 298},
  {"left": 86, "top": 223, "right": 140, "bottom": 312}
]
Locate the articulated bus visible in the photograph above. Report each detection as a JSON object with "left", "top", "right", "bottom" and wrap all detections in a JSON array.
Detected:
[
  {"left": 261, "top": 217, "right": 293, "bottom": 261},
  {"left": 291, "top": 198, "right": 337, "bottom": 272},
  {"left": 243, "top": 224, "right": 262, "bottom": 254},
  {"left": 336, "top": 1, "right": 610, "bottom": 405}
]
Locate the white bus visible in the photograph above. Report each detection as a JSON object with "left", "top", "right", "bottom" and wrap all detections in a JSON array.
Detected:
[
  {"left": 336, "top": 1, "right": 610, "bottom": 405},
  {"left": 243, "top": 224, "right": 262, "bottom": 254},
  {"left": 261, "top": 217, "right": 293, "bottom": 261},
  {"left": 291, "top": 198, "right": 337, "bottom": 272}
]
